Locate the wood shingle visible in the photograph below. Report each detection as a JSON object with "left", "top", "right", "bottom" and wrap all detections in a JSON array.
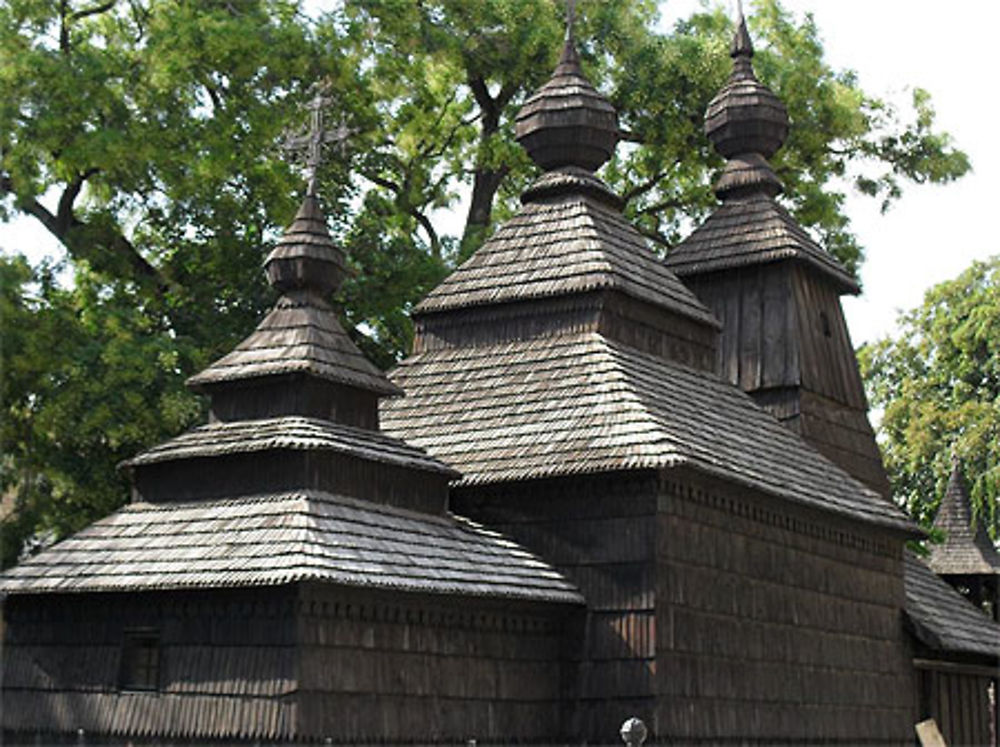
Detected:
[{"left": 0, "top": 490, "right": 582, "bottom": 603}]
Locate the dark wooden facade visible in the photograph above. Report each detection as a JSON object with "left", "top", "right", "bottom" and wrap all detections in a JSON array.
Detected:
[
  {"left": 2, "top": 584, "right": 574, "bottom": 744},
  {"left": 1, "top": 189, "right": 583, "bottom": 744},
  {"left": 666, "top": 15, "right": 1000, "bottom": 745}
]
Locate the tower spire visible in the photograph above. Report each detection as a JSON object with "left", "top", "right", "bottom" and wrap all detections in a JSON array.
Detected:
[{"left": 703, "top": 6, "right": 788, "bottom": 199}]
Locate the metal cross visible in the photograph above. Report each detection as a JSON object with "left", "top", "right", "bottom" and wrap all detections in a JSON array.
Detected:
[
  {"left": 565, "top": 0, "right": 576, "bottom": 43},
  {"left": 283, "top": 83, "right": 353, "bottom": 196}
]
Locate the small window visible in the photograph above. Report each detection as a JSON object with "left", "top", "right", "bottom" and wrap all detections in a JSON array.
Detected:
[
  {"left": 819, "top": 310, "right": 832, "bottom": 338},
  {"left": 119, "top": 629, "right": 160, "bottom": 691}
]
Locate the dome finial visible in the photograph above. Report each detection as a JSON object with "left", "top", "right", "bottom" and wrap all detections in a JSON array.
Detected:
[
  {"left": 703, "top": 5, "right": 789, "bottom": 199},
  {"left": 514, "top": 3, "right": 619, "bottom": 173}
]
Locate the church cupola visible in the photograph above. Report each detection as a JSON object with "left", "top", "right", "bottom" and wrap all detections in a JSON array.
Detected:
[
  {"left": 704, "top": 11, "right": 787, "bottom": 199},
  {"left": 514, "top": 28, "right": 619, "bottom": 173},
  {"left": 665, "top": 8, "right": 889, "bottom": 498}
]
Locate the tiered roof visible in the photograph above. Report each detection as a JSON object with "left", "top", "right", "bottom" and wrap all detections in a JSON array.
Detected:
[
  {"left": 0, "top": 491, "right": 581, "bottom": 603},
  {"left": 665, "top": 13, "right": 857, "bottom": 294},
  {"left": 1, "top": 182, "right": 579, "bottom": 605},
  {"left": 928, "top": 459, "right": 1000, "bottom": 577},
  {"left": 386, "top": 332, "right": 913, "bottom": 533},
  {"left": 384, "top": 30, "right": 914, "bottom": 537}
]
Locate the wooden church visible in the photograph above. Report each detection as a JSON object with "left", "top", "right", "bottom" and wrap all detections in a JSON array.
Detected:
[{"left": 2, "top": 10, "right": 998, "bottom": 747}]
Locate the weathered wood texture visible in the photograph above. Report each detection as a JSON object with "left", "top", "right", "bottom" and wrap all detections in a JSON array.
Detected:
[
  {"left": 452, "top": 471, "right": 660, "bottom": 742},
  {"left": 683, "top": 263, "right": 890, "bottom": 497},
  {"left": 295, "top": 584, "right": 574, "bottom": 743},
  {"left": 131, "top": 446, "right": 452, "bottom": 513},
  {"left": 414, "top": 290, "right": 718, "bottom": 373},
  {"left": 916, "top": 666, "right": 996, "bottom": 747},
  {"left": 208, "top": 376, "right": 382, "bottom": 430},
  {"left": 655, "top": 470, "right": 915, "bottom": 744},
  {"left": 1, "top": 588, "right": 299, "bottom": 743}
]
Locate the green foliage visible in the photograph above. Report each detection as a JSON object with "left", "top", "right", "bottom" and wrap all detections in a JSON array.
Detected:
[
  {"left": 0, "top": 0, "right": 972, "bottom": 564},
  {"left": 0, "top": 254, "right": 202, "bottom": 567},
  {"left": 860, "top": 257, "right": 1000, "bottom": 541}
]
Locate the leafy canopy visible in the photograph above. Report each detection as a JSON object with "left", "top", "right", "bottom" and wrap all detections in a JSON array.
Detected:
[{"left": 860, "top": 257, "right": 1000, "bottom": 542}]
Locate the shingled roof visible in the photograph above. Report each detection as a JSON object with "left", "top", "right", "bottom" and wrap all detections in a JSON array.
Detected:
[
  {"left": 123, "top": 416, "right": 455, "bottom": 476},
  {"left": 0, "top": 491, "right": 582, "bottom": 604},
  {"left": 928, "top": 459, "right": 1000, "bottom": 577},
  {"left": 188, "top": 196, "right": 400, "bottom": 396},
  {"left": 0, "top": 184, "right": 587, "bottom": 607},
  {"left": 665, "top": 13, "right": 858, "bottom": 295},
  {"left": 384, "top": 331, "right": 914, "bottom": 534},
  {"left": 904, "top": 551, "right": 1000, "bottom": 660},
  {"left": 416, "top": 168, "right": 717, "bottom": 327},
  {"left": 664, "top": 193, "right": 859, "bottom": 294}
]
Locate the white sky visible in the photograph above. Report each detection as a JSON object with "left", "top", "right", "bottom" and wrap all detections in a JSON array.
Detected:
[{"left": 3, "top": 0, "right": 996, "bottom": 347}]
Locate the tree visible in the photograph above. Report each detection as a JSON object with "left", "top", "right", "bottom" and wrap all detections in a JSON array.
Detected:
[
  {"left": 0, "top": 0, "right": 972, "bottom": 564},
  {"left": 860, "top": 256, "right": 1000, "bottom": 542}
]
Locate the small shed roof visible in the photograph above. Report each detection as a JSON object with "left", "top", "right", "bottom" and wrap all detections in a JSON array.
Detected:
[
  {"left": 927, "top": 461, "right": 1000, "bottom": 577},
  {"left": 0, "top": 490, "right": 582, "bottom": 604},
  {"left": 665, "top": 193, "right": 859, "bottom": 294},
  {"left": 383, "top": 331, "right": 915, "bottom": 534},
  {"left": 904, "top": 551, "right": 1000, "bottom": 660}
]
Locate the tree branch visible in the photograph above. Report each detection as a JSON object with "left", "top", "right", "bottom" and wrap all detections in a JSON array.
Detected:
[{"left": 68, "top": 0, "right": 116, "bottom": 22}]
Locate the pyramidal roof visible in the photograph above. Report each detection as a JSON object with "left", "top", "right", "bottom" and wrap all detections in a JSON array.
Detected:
[
  {"left": 384, "top": 31, "right": 915, "bottom": 536},
  {"left": 414, "top": 38, "right": 717, "bottom": 329},
  {"left": 928, "top": 458, "right": 1000, "bottom": 576},
  {"left": 2, "top": 185, "right": 580, "bottom": 605},
  {"left": 665, "top": 12, "right": 858, "bottom": 294},
  {"left": 188, "top": 195, "right": 401, "bottom": 396}
]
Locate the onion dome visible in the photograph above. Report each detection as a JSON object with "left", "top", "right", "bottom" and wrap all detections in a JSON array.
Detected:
[
  {"left": 515, "top": 37, "right": 619, "bottom": 172},
  {"left": 264, "top": 193, "right": 346, "bottom": 294},
  {"left": 704, "top": 12, "right": 788, "bottom": 198}
]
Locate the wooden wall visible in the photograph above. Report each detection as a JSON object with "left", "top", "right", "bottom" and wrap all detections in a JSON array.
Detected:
[
  {"left": 1, "top": 587, "right": 299, "bottom": 743},
  {"left": 295, "top": 583, "right": 573, "bottom": 743},
  {"left": 134, "top": 450, "right": 450, "bottom": 514},
  {"left": 415, "top": 290, "right": 719, "bottom": 373},
  {"left": 915, "top": 662, "right": 998, "bottom": 747},
  {"left": 655, "top": 468, "right": 914, "bottom": 744},
  {"left": 684, "top": 262, "right": 867, "bottom": 408},
  {"left": 686, "top": 263, "right": 890, "bottom": 497},
  {"left": 453, "top": 470, "right": 660, "bottom": 742}
]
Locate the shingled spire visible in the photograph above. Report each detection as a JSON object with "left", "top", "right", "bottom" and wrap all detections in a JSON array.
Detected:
[
  {"left": 927, "top": 456, "right": 1000, "bottom": 620},
  {"left": 666, "top": 9, "right": 888, "bottom": 498},
  {"left": 704, "top": 9, "right": 788, "bottom": 200},
  {"left": 514, "top": 14, "right": 619, "bottom": 173}
]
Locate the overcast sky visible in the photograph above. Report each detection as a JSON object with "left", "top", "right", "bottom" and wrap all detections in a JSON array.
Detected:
[{"left": 3, "top": 0, "right": 996, "bottom": 348}]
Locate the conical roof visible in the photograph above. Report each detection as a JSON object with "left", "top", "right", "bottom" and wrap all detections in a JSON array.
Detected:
[
  {"left": 928, "top": 459, "right": 1000, "bottom": 576},
  {"left": 667, "top": 10, "right": 857, "bottom": 295}
]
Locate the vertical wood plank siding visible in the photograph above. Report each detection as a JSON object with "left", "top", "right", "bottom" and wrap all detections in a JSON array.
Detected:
[
  {"left": 295, "top": 584, "right": 571, "bottom": 743},
  {"left": 656, "top": 471, "right": 914, "bottom": 744},
  {"left": 2, "top": 587, "right": 298, "bottom": 742}
]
